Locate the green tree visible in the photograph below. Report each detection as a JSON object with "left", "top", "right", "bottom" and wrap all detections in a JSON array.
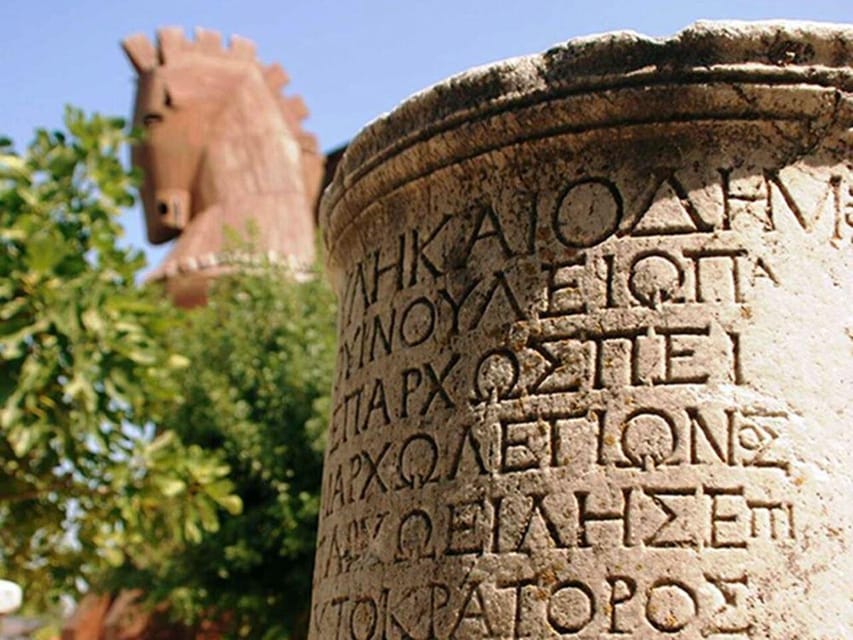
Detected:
[
  {"left": 0, "top": 108, "right": 241, "bottom": 611},
  {"left": 115, "top": 263, "right": 336, "bottom": 639}
]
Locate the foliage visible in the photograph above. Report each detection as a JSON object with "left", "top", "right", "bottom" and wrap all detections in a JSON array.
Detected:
[
  {"left": 112, "top": 263, "right": 336, "bottom": 640},
  {"left": 0, "top": 108, "right": 241, "bottom": 610},
  {"left": 0, "top": 107, "right": 336, "bottom": 639}
]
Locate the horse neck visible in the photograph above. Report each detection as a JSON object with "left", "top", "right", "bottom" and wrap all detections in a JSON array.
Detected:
[
  {"left": 188, "top": 77, "right": 316, "bottom": 263},
  {"left": 197, "top": 79, "right": 308, "bottom": 203}
]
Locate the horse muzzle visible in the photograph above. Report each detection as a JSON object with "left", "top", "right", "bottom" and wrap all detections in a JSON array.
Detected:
[{"left": 154, "top": 188, "right": 191, "bottom": 230}]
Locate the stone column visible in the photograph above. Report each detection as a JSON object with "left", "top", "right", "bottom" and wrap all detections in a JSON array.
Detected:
[{"left": 312, "top": 22, "right": 852, "bottom": 638}]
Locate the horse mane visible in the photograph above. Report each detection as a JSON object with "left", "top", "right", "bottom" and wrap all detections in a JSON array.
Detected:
[{"left": 122, "top": 27, "right": 319, "bottom": 160}]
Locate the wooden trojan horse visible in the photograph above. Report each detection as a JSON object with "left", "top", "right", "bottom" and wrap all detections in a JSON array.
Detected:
[{"left": 122, "top": 27, "right": 323, "bottom": 307}]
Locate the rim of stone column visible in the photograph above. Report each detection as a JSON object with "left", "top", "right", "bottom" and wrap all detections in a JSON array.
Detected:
[{"left": 321, "top": 20, "right": 851, "bottom": 259}]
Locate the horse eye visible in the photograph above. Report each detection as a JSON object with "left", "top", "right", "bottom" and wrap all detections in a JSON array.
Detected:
[{"left": 143, "top": 113, "right": 163, "bottom": 127}]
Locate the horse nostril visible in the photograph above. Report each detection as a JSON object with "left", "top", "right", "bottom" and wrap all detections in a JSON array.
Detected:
[{"left": 157, "top": 201, "right": 169, "bottom": 216}]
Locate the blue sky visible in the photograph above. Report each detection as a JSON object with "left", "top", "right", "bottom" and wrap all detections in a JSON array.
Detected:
[{"left": 1, "top": 1, "right": 851, "bottom": 268}]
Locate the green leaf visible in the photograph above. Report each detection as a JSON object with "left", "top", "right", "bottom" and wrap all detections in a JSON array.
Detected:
[
  {"left": 0, "top": 297, "right": 28, "bottom": 320},
  {"left": 167, "top": 354, "right": 190, "bottom": 369},
  {"left": 81, "top": 308, "right": 106, "bottom": 335},
  {"left": 101, "top": 546, "right": 125, "bottom": 567},
  {"left": 0, "top": 153, "right": 27, "bottom": 174},
  {"left": 64, "top": 372, "right": 97, "bottom": 412},
  {"left": 25, "top": 229, "right": 67, "bottom": 274},
  {"left": 155, "top": 477, "right": 186, "bottom": 498},
  {"left": 183, "top": 515, "right": 202, "bottom": 544},
  {"left": 0, "top": 318, "right": 50, "bottom": 359},
  {"left": 0, "top": 227, "right": 27, "bottom": 243},
  {"left": 7, "top": 423, "right": 36, "bottom": 457},
  {"left": 203, "top": 479, "right": 235, "bottom": 502},
  {"left": 145, "top": 430, "right": 177, "bottom": 458},
  {"left": 215, "top": 494, "right": 243, "bottom": 516},
  {"left": 0, "top": 404, "right": 21, "bottom": 430},
  {"left": 196, "top": 498, "right": 220, "bottom": 532},
  {"left": 125, "top": 348, "right": 157, "bottom": 365}
]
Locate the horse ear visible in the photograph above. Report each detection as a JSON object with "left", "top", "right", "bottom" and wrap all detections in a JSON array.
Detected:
[
  {"left": 122, "top": 33, "right": 157, "bottom": 74},
  {"left": 158, "top": 27, "right": 191, "bottom": 63},
  {"left": 264, "top": 63, "right": 290, "bottom": 92},
  {"left": 228, "top": 35, "right": 257, "bottom": 60},
  {"left": 194, "top": 27, "right": 224, "bottom": 55},
  {"left": 284, "top": 95, "right": 310, "bottom": 121}
]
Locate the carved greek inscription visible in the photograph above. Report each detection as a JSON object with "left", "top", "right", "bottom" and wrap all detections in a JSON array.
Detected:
[
  {"left": 322, "top": 434, "right": 441, "bottom": 517},
  {"left": 322, "top": 400, "right": 794, "bottom": 519},
  {"left": 720, "top": 168, "right": 849, "bottom": 238},
  {"left": 315, "top": 161, "right": 843, "bottom": 638},
  {"left": 540, "top": 246, "right": 780, "bottom": 316},
  {"left": 597, "top": 404, "right": 792, "bottom": 474},
  {"left": 328, "top": 353, "right": 461, "bottom": 454},
  {"left": 316, "top": 511, "right": 389, "bottom": 578},
  {"left": 630, "top": 170, "right": 715, "bottom": 236},
  {"left": 553, "top": 177, "right": 624, "bottom": 248},
  {"left": 336, "top": 273, "right": 525, "bottom": 382},
  {"left": 339, "top": 166, "right": 846, "bottom": 329},
  {"left": 395, "top": 508, "right": 436, "bottom": 561},
  {"left": 311, "top": 570, "right": 755, "bottom": 638},
  {"left": 339, "top": 201, "right": 537, "bottom": 328},
  {"left": 471, "top": 323, "right": 743, "bottom": 403},
  {"left": 319, "top": 478, "right": 796, "bottom": 575}
]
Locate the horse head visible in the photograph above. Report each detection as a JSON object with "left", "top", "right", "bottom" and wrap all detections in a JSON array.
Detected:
[{"left": 122, "top": 27, "right": 322, "bottom": 305}]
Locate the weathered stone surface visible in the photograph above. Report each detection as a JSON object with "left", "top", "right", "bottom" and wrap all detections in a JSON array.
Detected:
[
  {"left": 123, "top": 28, "right": 322, "bottom": 307},
  {"left": 313, "top": 21, "right": 852, "bottom": 639}
]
